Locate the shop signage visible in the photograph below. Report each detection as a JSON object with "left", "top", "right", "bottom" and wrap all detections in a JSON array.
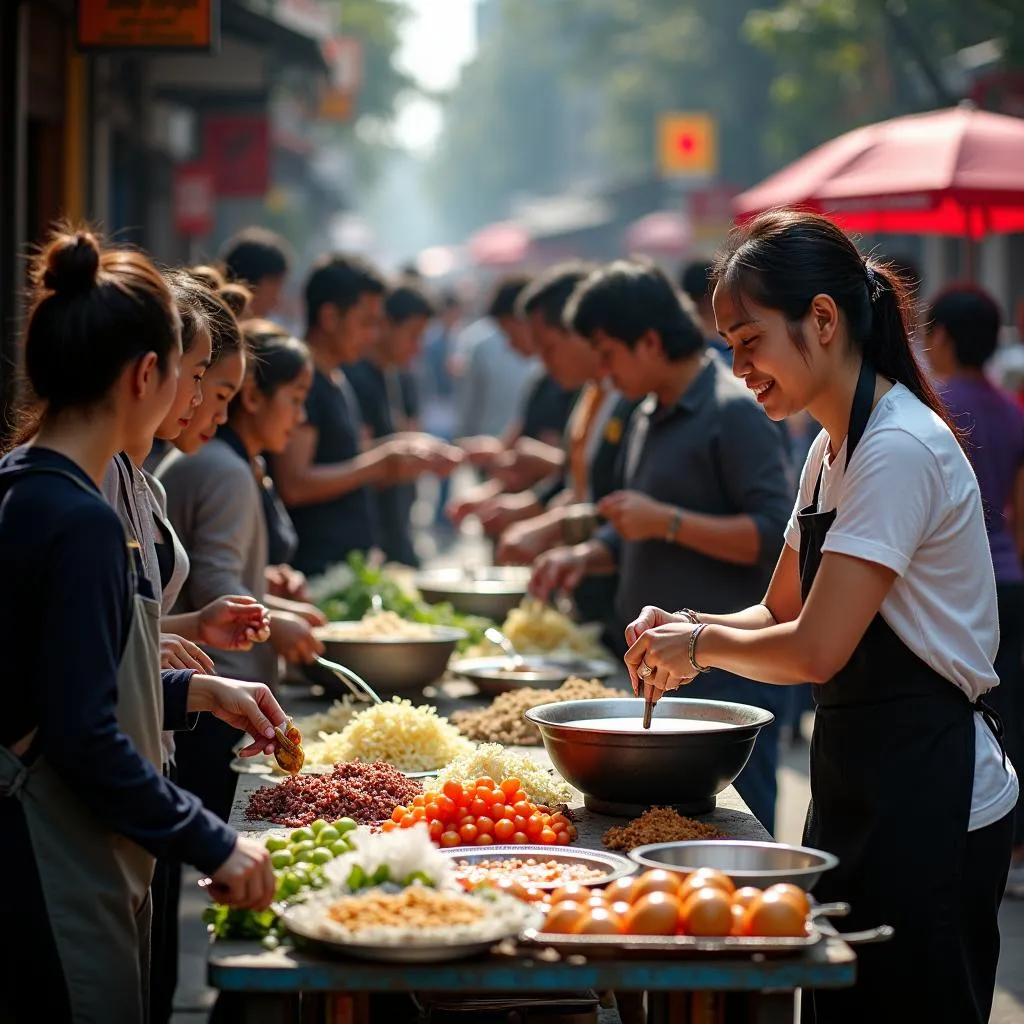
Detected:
[
  {"left": 77, "top": 0, "right": 219, "bottom": 52},
  {"left": 318, "top": 35, "right": 363, "bottom": 122},
  {"left": 173, "top": 164, "right": 215, "bottom": 237},
  {"left": 203, "top": 114, "right": 270, "bottom": 198},
  {"left": 657, "top": 112, "right": 718, "bottom": 180}
]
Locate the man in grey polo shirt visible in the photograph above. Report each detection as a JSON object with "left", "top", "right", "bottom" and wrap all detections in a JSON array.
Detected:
[{"left": 531, "top": 260, "right": 792, "bottom": 833}]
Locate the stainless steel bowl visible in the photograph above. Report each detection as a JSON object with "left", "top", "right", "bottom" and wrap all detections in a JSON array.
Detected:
[
  {"left": 523, "top": 697, "right": 775, "bottom": 816},
  {"left": 309, "top": 623, "right": 467, "bottom": 694},
  {"left": 450, "top": 654, "right": 618, "bottom": 696},
  {"left": 628, "top": 840, "right": 839, "bottom": 890},
  {"left": 414, "top": 566, "right": 531, "bottom": 620}
]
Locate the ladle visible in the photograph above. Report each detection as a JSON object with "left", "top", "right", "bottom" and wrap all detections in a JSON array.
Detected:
[{"left": 314, "top": 655, "right": 385, "bottom": 705}]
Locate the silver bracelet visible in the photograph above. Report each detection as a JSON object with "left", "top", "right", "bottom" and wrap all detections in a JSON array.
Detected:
[
  {"left": 688, "top": 623, "right": 711, "bottom": 674},
  {"left": 675, "top": 608, "right": 701, "bottom": 624}
]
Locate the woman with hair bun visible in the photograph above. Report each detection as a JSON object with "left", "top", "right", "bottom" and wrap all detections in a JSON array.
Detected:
[
  {"left": 624, "top": 210, "right": 1017, "bottom": 1023},
  {"left": 0, "top": 228, "right": 281, "bottom": 1024}
]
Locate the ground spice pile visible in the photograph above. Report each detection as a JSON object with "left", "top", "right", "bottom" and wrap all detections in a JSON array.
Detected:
[
  {"left": 452, "top": 677, "right": 620, "bottom": 746},
  {"left": 602, "top": 806, "right": 727, "bottom": 852}
]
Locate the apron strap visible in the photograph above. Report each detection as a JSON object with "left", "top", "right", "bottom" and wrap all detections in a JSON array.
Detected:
[
  {"left": 975, "top": 696, "right": 1007, "bottom": 769},
  {"left": 811, "top": 360, "right": 878, "bottom": 509}
]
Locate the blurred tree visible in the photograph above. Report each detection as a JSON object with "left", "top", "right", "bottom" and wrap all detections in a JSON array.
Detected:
[{"left": 745, "top": 0, "right": 1024, "bottom": 164}]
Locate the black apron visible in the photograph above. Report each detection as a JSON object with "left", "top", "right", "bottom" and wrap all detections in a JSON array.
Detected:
[{"left": 798, "top": 362, "right": 1005, "bottom": 1024}]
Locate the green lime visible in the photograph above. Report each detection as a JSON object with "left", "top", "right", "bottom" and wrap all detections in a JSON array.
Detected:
[
  {"left": 311, "top": 848, "right": 333, "bottom": 865},
  {"left": 310, "top": 818, "right": 330, "bottom": 835},
  {"left": 290, "top": 839, "right": 315, "bottom": 855},
  {"left": 334, "top": 818, "right": 357, "bottom": 834},
  {"left": 329, "top": 840, "right": 352, "bottom": 857},
  {"left": 265, "top": 835, "right": 289, "bottom": 852},
  {"left": 270, "top": 850, "right": 293, "bottom": 870},
  {"left": 293, "top": 849, "right": 316, "bottom": 864},
  {"left": 316, "top": 825, "right": 340, "bottom": 845},
  {"left": 281, "top": 873, "right": 302, "bottom": 897},
  {"left": 290, "top": 827, "right": 315, "bottom": 843}
]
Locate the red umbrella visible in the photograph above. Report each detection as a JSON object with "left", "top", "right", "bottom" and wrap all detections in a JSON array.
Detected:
[
  {"left": 625, "top": 210, "right": 694, "bottom": 257},
  {"left": 735, "top": 104, "right": 1024, "bottom": 250},
  {"left": 467, "top": 221, "right": 531, "bottom": 267}
]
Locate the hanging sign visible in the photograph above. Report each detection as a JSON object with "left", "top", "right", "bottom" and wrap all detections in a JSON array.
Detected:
[{"left": 77, "top": 0, "right": 219, "bottom": 52}]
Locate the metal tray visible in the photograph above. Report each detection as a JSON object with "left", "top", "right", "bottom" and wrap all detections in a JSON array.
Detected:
[
  {"left": 441, "top": 845, "right": 636, "bottom": 891},
  {"left": 518, "top": 925, "right": 824, "bottom": 959},
  {"left": 451, "top": 655, "right": 618, "bottom": 695}
]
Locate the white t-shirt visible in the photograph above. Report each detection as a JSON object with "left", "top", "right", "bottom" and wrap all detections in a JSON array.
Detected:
[{"left": 784, "top": 383, "right": 1018, "bottom": 832}]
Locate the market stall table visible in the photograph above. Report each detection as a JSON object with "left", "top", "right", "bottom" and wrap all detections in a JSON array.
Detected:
[{"left": 210, "top": 763, "right": 857, "bottom": 1024}]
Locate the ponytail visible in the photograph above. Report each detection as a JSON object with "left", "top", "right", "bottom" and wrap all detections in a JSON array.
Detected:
[
  {"left": 713, "top": 210, "right": 962, "bottom": 442},
  {"left": 862, "top": 260, "right": 960, "bottom": 440}
]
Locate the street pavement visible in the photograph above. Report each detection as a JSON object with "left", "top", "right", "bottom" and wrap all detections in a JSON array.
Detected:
[{"left": 170, "top": 489, "right": 1024, "bottom": 1023}]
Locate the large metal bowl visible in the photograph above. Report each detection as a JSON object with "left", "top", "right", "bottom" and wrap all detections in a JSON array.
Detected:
[
  {"left": 309, "top": 623, "right": 467, "bottom": 694},
  {"left": 523, "top": 697, "right": 775, "bottom": 817},
  {"left": 414, "top": 566, "right": 531, "bottom": 620},
  {"left": 450, "top": 654, "right": 618, "bottom": 696},
  {"left": 628, "top": 840, "right": 839, "bottom": 891}
]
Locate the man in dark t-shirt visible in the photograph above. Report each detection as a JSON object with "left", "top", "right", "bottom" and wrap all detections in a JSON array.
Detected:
[
  {"left": 347, "top": 284, "right": 443, "bottom": 567},
  {"left": 271, "top": 255, "right": 442, "bottom": 578}
]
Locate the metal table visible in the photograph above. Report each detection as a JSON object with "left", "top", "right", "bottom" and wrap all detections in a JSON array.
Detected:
[{"left": 207, "top": 682, "right": 857, "bottom": 1023}]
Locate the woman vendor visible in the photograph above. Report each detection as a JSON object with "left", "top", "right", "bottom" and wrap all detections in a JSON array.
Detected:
[
  {"left": 624, "top": 210, "right": 1017, "bottom": 1024},
  {"left": 0, "top": 228, "right": 280, "bottom": 1023}
]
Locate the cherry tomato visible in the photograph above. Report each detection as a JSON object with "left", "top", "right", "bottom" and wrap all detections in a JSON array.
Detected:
[
  {"left": 476, "top": 833, "right": 494, "bottom": 846},
  {"left": 500, "top": 778, "right": 521, "bottom": 798},
  {"left": 512, "top": 831, "right": 529, "bottom": 844},
  {"left": 470, "top": 798, "right": 489, "bottom": 817},
  {"left": 428, "top": 820, "right": 444, "bottom": 841},
  {"left": 440, "top": 830, "right": 461, "bottom": 848},
  {"left": 435, "top": 795, "right": 456, "bottom": 819},
  {"left": 423, "top": 791, "right": 439, "bottom": 804},
  {"left": 555, "top": 830, "right": 570, "bottom": 846},
  {"left": 424, "top": 802, "right": 440, "bottom": 821},
  {"left": 526, "top": 814, "right": 544, "bottom": 837},
  {"left": 391, "top": 807, "right": 405, "bottom": 824},
  {"left": 513, "top": 801, "right": 533, "bottom": 818},
  {"left": 400, "top": 813, "right": 416, "bottom": 829},
  {"left": 475, "top": 777, "right": 496, "bottom": 790},
  {"left": 490, "top": 802, "right": 507, "bottom": 820},
  {"left": 412, "top": 794, "right": 425, "bottom": 808},
  {"left": 442, "top": 781, "right": 462, "bottom": 802},
  {"left": 459, "top": 822, "right": 479, "bottom": 843},
  {"left": 494, "top": 818, "right": 516, "bottom": 842},
  {"left": 412, "top": 806, "right": 426, "bottom": 821},
  {"left": 513, "top": 815, "right": 528, "bottom": 833},
  {"left": 380, "top": 820, "right": 397, "bottom": 832},
  {"left": 539, "top": 827, "right": 557, "bottom": 845},
  {"left": 475, "top": 786, "right": 495, "bottom": 802},
  {"left": 476, "top": 816, "right": 496, "bottom": 836}
]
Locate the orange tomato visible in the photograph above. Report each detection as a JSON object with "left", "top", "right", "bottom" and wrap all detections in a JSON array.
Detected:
[
  {"left": 500, "top": 778, "right": 522, "bottom": 798},
  {"left": 679, "top": 888, "right": 733, "bottom": 937},
  {"left": 494, "top": 818, "right": 516, "bottom": 842},
  {"left": 543, "top": 900, "right": 587, "bottom": 934},
  {"left": 608, "top": 900, "right": 633, "bottom": 919},
  {"left": 604, "top": 876, "right": 639, "bottom": 904},
  {"left": 731, "top": 886, "right": 762, "bottom": 911},
  {"left": 623, "top": 892, "right": 683, "bottom": 936},
  {"left": 764, "top": 883, "right": 810, "bottom": 918},
  {"left": 494, "top": 878, "right": 530, "bottom": 902},
  {"left": 743, "top": 891, "right": 808, "bottom": 938},
  {"left": 585, "top": 895, "right": 609, "bottom": 911},
  {"left": 678, "top": 868, "right": 735, "bottom": 900},
  {"left": 730, "top": 903, "right": 747, "bottom": 936},
  {"left": 633, "top": 869, "right": 681, "bottom": 900},
  {"left": 549, "top": 882, "right": 591, "bottom": 905},
  {"left": 574, "top": 906, "right": 622, "bottom": 935}
]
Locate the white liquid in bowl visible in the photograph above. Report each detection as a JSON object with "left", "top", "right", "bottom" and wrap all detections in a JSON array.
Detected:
[{"left": 558, "top": 717, "right": 737, "bottom": 733}]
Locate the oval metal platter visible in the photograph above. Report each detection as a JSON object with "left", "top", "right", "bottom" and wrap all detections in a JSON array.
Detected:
[{"left": 440, "top": 844, "right": 635, "bottom": 891}]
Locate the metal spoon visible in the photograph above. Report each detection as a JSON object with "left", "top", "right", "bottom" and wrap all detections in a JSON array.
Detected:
[
  {"left": 370, "top": 592, "right": 384, "bottom": 614},
  {"left": 484, "top": 625, "right": 527, "bottom": 671},
  {"left": 314, "top": 655, "right": 384, "bottom": 705}
]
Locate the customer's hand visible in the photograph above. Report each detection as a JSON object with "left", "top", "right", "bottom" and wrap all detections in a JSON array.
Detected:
[
  {"left": 497, "top": 517, "right": 559, "bottom": 565},
  {"left": 161, "top": 633, "right": 215, "bottom": 673},
  {"left": 597, "top": 491, "right": 672, "bottom": 542},
  {"left": 198, "top": 596, "right": 271, "bottom": 651},
  {"left": 208, "top": 837, "right": 276, "bottom": 910},
  {"left": 187, "top": 675, "right": 288, "bottom": 756},
  {"left": 265, "top": 564, "right": 309, "bottom": 602},
  {"left": 529, "top": 546, "right": 590, "bottom": 603},
  {"left": 269, "top": 611, "right": 325, "bottom": 664}
]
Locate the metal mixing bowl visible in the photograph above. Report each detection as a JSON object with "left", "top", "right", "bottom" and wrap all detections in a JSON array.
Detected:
[
  {"left": 414, "top": 566, "right": 531, "bottom": 620},
  {"left": 309, "top": 623, "right": 467, "bottom": 694},
  {"left": 450, "top": 654, "right": 618, "bottom": 696},
  {"left": 523, "top": 697, "right": 775, "bottom": 816},
  {"left": 629, "top": 840, "right": 839, "bottom": 890}
]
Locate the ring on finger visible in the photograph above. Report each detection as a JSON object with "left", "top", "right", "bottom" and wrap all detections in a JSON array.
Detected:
[{"left": 638, "top": 659, "right": 654, "bottom": 680}]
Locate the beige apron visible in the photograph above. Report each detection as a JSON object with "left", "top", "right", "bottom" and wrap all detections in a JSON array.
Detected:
[{"left": 0, "top": 467, "right": 165, "bottom": 1024}]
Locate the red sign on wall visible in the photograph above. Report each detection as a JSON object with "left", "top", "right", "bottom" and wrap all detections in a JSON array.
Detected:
[
  {"left": 203, "top": 115, "right": 270, "bottom": 198},
  {"left": 173, "top": 164, "right": 215, "bottom": 237}
]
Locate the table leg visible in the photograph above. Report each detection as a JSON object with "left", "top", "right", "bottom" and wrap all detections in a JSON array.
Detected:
[
  {"left": 238, "top": 993, "right": 297, "bottom": 1023},
  {"left": 755, "top": 992, "right": 797, "bottom": 1024},
  {"left": 615, "top": 992, "right": 646, "bottom": 1024}
]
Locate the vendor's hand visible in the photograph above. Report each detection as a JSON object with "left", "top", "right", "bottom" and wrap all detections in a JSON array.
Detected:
[
  {"left": 408, "top": 437, "right": 464, "bottom": 478},
  {"left": 269, "top": 611, "right": 325, "bottom": 664},
  {"left": 265, "top": 564, "right": 309, "bottom": 602},
  {"left": 197, "top": 596, "right": 271, "bottom": 652},
  {"left": 273, "top": 597, "right": 328, "bottom": 628},
  {"left": 597, "top": 491, "right": 672, "bottom": 542},
  {"left": 497, "top": 518, "right": 559, "bottom": 565},
  {"left": 478, "top": 492, "right": 539, "bottom": 537},
  {"left": 187, "top": 674, "right": 288, "bottom": 755},
  {"left": 209, "top": 836, "right": 276, "bottom": 910},
  {"left": 625, "top": 605, "right": 688, "bottom": 647},
  {"left": 456, "top": 435, "right": 504, "bottom": 469},
  {"left": 161, "top": 633, "right": 215, "bottom": 673},
  {"left": 530, "top": 545, "right": 590, "bottom": 603},
  {"left": 624, "top": 622, "right": 701, "bottom": 701}
]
